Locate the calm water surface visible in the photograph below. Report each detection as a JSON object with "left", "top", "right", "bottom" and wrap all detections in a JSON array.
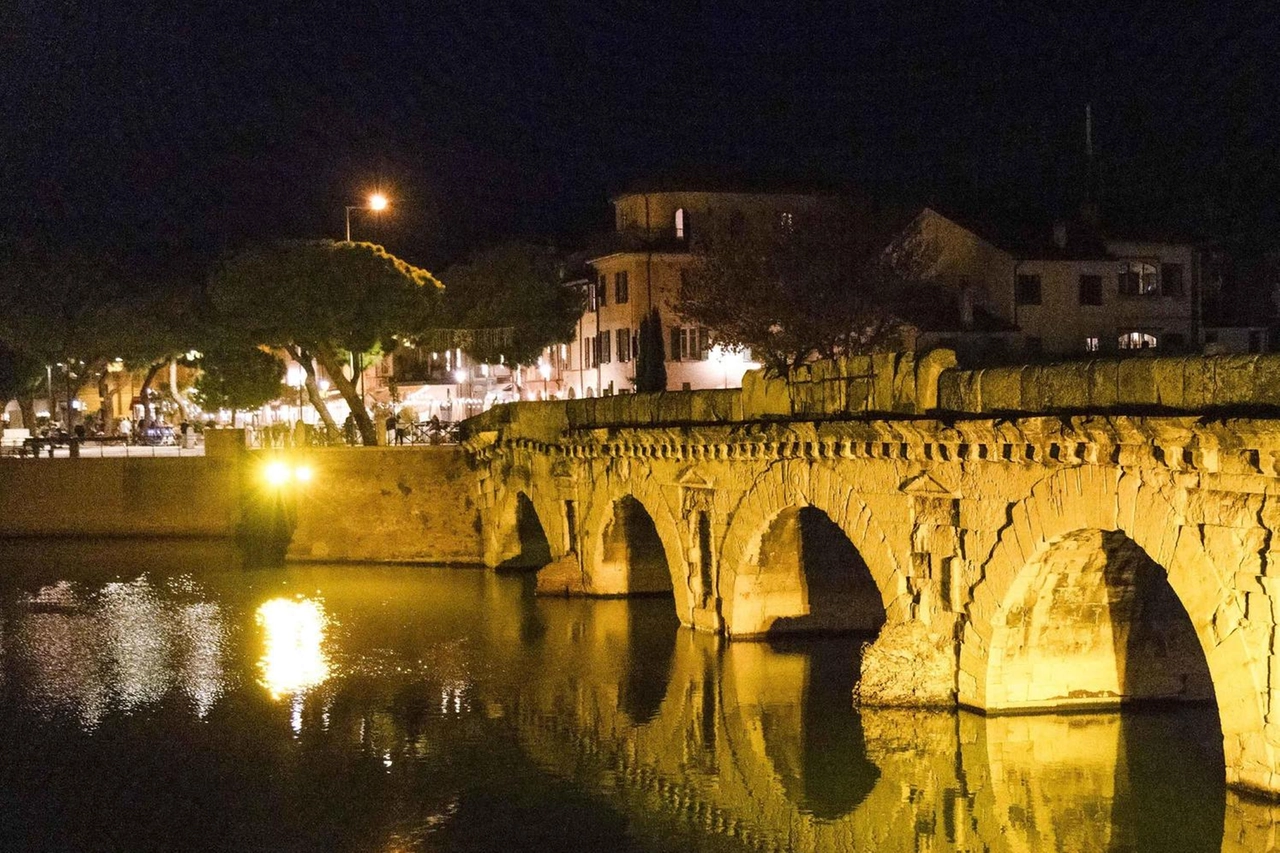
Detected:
[{"left": 0, "top": 541, "right": 1267, "bottom": 852}]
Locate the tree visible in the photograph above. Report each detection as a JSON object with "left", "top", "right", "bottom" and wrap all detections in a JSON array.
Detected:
[
  {"left": 207, "top": 240, "right": 442, "bottom": 445},
  {"left": 677, "top": 206, "right": 937, "bottom": 374},
  {"left": 440, "top": 243, "right": 585, "bottom": 366},
  {"left": 0, "top": 341, "right": 44, "bottom": 429},
  {"left": 634, "top": 307, "right": 667, "bottom": 393},
  {"left": 191, "top": 346, "right": 286, "bottom": 425}
]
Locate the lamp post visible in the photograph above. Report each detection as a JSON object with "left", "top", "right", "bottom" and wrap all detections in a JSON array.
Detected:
[{"left": 344, "top": 192, "right": 389, "bottom": 242}]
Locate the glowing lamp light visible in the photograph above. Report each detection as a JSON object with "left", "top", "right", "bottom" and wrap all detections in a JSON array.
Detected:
[
  {"left": 294, "top": 465, "right": 314, "bottom": 484},
  {"left": 453, "top": 368, "right": 467, "bottom": 384},
  {"left": 538, "top": 361, "right": 551, "bottom": 381},
  {"left": 368, "top": 192, "right": 389, "bottom": 211},
  {"left": 263, "top": 460, "right": 291, "bottom": 486}
]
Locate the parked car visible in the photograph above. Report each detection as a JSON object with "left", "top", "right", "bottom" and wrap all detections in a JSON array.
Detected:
[{"left": 137, "top": 424, "right": 177, "bottom": 446}]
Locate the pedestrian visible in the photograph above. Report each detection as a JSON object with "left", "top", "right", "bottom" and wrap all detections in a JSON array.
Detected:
[
  {"left": 385, "top": 412, "right": 396, "bottom": 446},
  {"left": 343, "top": 412, "right": 356, "bottom": 445},
  {"left": 119, "top": 417, "right": 132, "bottom": 445}
]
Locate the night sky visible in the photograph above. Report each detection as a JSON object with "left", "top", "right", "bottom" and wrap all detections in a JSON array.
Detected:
[{"left": 3, "top": 1, "right": 1278, "bottom": 277}]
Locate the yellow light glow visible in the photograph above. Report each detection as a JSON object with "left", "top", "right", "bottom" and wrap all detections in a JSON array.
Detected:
[
  {"left": 368, "top": 193, "right": 389, "bottom": 211},
  {"left": 255, "top": 597, "right": 330, "bottom": 701},
  {"left": 293, "top": 465, "right": 314, "bottom": 484},
  {"left": 263, "top": 460, "right": 291, "bottom": 486}
]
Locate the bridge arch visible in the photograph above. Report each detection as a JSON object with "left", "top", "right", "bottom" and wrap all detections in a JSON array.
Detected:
[
  {"left": 719, "top": 464, "right": 907, "bottom": 637},
  {"left": 961, "top": 465, "right": 1274, "bottom": 794},
  {"left": 485, "top": 481, "right": 564, "bottom": 570},
  {"left": 581, "top": 472, "right": 692, "bottom": 617}
]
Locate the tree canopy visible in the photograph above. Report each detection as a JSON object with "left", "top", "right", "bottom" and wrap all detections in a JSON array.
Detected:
[
  {"left": 440, "top": 243, "right": 584, "bottom": 366},
  {"left": 207, "top": 240, "right": 442, "bottom": 444},
  {"left": 677, "top": 207, "right": 937, "bottom": 374},
  {"left": 192, "top": 346, "right": 286, "bottom": 422}
]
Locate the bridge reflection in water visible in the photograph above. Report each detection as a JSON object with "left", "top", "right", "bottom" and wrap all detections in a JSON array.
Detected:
[
  {"left": 0, "top": 551, "right": 1274, "bottom": 852},
  {"left": 515, "top": 596, "right": 1266, "bottom": 853}
]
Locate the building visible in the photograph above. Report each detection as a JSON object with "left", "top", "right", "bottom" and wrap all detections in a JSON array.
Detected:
[
  {"left": 529, "top": 187, "right": 843, "bottom": 397},
  {"left": 914, "top": 208, "right": 1214, "bottom": 360}
]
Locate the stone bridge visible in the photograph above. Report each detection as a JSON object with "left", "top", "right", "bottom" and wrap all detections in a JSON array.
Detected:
[{"left": 464, "top": 351, "right": 1280, "bottom": 800}]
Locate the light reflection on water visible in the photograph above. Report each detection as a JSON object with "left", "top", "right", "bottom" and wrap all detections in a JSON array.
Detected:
[{"left": 0, "top": 544, "right": 1272, "bottom": 852}]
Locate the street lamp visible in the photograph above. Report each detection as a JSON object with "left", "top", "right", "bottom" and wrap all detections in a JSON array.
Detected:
[{"left": 344, "top": 192, "right": 389, "bottom": 242}]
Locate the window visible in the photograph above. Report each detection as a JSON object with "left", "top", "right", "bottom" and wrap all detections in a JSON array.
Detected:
[
  {"left": 1118, "top": 261, "right": 1158, "bottom": 296},
  {"left": 670, "top": 327, "right": 710, "bottom": 361},
  {"left": 1161, "top": 263, "right": 1185, "bottom": 297},
  {"left": 1078, "top": 274, "right": 1103, "bottom": 306},
  {"left": 1015, "top": 274, "right": 1042, "bottom": 306},
  {"left": 777, "top": 211, "right": 794, "bottom": 232},
  {"left": 615, "top": 271, "right": 629, "bottom": 304},
  {"left": 616, "top": 327, "right": 631, "bottom": 363},
  {"left": 597, "top": 330, "right": 612, "bottom": 363},
  {"left": 1118, "top": 331, "right": 1158, "bottom": 349},
  {"left": 587, "top": 276, "right": 599, "bottom": 312},
  {"left": 1084, "top": 336, "right": 1100, "bottom": 352},
  {"left": 597, "top": 273, "right": 607, "bottom": 307},
  {"left": 674, "top": 208, "right": 687, "bottom": 240}
]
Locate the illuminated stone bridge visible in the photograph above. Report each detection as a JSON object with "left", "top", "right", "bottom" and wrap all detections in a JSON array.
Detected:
[{"left": 464, "top": 352, "right": 1280, "bottom": 800}]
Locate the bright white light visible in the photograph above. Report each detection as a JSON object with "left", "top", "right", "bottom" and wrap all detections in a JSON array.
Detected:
[
  {"left": 263, "top": 460, "right": 291, "bottom": 486},
  {"left": 368, "top": 193, "right": 388, "bottom": 211},
  {"left": 538, "top": 361, "right": 551, "bottom": 381},
  {"left": 256, "top": 597, "right": 331, "bottom": 702},
  {"left": 293, "top": 465, "right": 314, "bottom": 484},
  {"left": 453, "top": 368, "right": 467, "bottom": 384}
]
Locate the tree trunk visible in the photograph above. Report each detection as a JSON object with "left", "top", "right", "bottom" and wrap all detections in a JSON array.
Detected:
[
  {"left": 17, "top": 394, "right": 35, "bottom": 431},
  {"left": 313, "top": 343, "right": 376, "bottom": 445},
  {"left": 286, "top": 345, "right": 339, "bottom": 439},
  {"left": 139, "top": 360, "right": 165, "bottom": 422},
  {"left": 97, "top": 369, "right": 113, "bottom": 424}
]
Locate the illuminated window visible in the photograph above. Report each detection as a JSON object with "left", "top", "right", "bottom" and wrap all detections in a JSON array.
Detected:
[
  {"left": 674, "top": 208, "right": 688, "bottom": 239},
  {"left": 777, "top": 211, "right": 794, "bottom": 232},
  {"left": 1118, "top": 262, "right": 1158, "bottom": 296},
  {"left": 1085, "top": 336, "right": 1100, "bottom": 352},
  {"left": 1118, "top": 331, "right": 1158, "bottom": 349}
]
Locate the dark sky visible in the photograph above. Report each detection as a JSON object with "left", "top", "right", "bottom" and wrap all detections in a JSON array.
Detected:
[{"left": 3, "top": 1, "right": 1278, "bottom": 275}]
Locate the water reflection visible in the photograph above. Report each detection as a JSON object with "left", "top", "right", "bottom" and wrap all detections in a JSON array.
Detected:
[
  {"left": 0, "top": 555, "right": 1271, "bottom": 852},
  {"left": 6, "top": 575, "right": 229, "bottom": 728},
  {"left": 255, "top": 597, "right": 332, "bottom": 701}
]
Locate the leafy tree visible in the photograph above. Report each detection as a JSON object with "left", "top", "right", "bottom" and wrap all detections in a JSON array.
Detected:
[
  {"left": 0, "top": 246, "right": 128, "bottom": 430},
  {"left": 634, "top": 307, "right": 667, "bottom": 393},
  {"left": 440, "top": 243, "right": 585, "bottom": 366},
  {"left": 677, "top": 206, "right": 937, "bottom": 374},
  {"left": 207, "top": 240, "right": 442, "bottom": 445},
  {"left": 192, "top": 346, "right": 287, "bottom": 425},
  {"left": 0, "top": 341, "right": 45, "bottom": 429}
]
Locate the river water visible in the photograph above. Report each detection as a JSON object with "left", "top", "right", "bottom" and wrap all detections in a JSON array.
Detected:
[{"left": 0, "top": 541, "right": 1271, "bottom": 852}]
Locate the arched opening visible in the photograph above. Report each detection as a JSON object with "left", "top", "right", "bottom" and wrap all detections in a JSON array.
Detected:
[
  {"left": 674, "top": 207, "right": 688, "bottom": 240},
  {"left": 600, "top": 497, "right": 673, "bottom": 596},
  {"left": 498, "top": 493, "right": 552, "bottom": 571},
  {"left": 752, "top": 506, "right": 886, "bottom": 636},
  {"left": 986, "top": 529, "right": 1214, "bottom": 711}
]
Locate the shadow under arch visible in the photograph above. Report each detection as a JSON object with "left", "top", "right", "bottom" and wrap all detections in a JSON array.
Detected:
[
  {"left": 754, "top": 506, "right": 887, "bottom": 636},
  {"left": 600, "top": 496, "right": 674, "bottom": 596},
  {"left": 498, "top": 492, "right": 552, "bottom": 571},
  {"left": 757, "top": 636, "right": 880, "bottom": 820},
  {"left": 617, "top": 597, "right": 680, "bottom": 726},
  {"left": 985, "top": 529, "right": 1215, "bottom": 711}
]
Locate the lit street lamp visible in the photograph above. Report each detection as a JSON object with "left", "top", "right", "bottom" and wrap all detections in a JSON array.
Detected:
[{"left": 344, "top": 192, "right": 389, "bottom": 242}]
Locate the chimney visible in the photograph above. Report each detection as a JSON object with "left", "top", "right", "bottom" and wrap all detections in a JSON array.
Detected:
[{"left": 1052, "top": 220, "right": 1068, "bottom": 249}]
